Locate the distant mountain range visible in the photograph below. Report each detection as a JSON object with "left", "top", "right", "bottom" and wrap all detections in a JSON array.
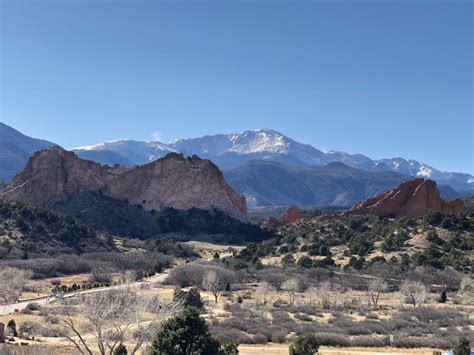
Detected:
[
  {"left": 224, "top": 160, "right": 462, "bottom": 207},
  {"left": 0, "top": 122, "right": 55, "bottom": 182},
  {"left": 224, "top": 160, "right": 414, "bottom": 207},
  {"left": 1, "top": 123, "right": 472, "bottom": 207},
  {"left": 72, "top": 128, "right": 473, "bottom": 194}
]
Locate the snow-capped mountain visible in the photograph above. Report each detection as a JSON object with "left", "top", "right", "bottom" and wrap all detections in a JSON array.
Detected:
[
  {"left": 170, "top": 129, "right": 328, "bottom": 168},
  {"left": 71, "top": 128, "right": 473, "bottom": 193},
  {"left": 1, "top": 122, "right": 471, "bottom": 195},
  {"left": 73, "top": 140, "right": 175, "bottom": 166}
]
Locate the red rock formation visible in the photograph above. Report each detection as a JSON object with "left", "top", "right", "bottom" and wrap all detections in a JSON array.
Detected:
[
  {"left": 346, "top": 178, "right": 464, "bottom": 218},
  {"left": 1, "top": 147, "right": 247, "bottom": 220},
  {"left": 267, "top": 205, "right": 303, "bottom": 227}
]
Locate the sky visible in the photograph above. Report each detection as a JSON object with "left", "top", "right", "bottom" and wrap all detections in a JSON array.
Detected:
[{"left": 0, "top": 0, "right": 472, "bottom": 174}]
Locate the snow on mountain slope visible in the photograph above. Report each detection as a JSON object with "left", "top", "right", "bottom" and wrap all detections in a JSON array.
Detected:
[
  {"left": 69, "top": 128, "right": 474, "bottom": 193},
  {"left": 170, "top": 129, "right": 328, "bottom": 168},
  {"left": 73, "top": 140, "right": 175, "bottom": 166}
]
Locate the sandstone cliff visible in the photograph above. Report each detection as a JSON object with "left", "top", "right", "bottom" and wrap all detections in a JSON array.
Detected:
[
  {"left": 267, "top": 205, "right": 303, "bottom": 227},
  {"left": 345, "top": 178, "right": 464, "bottom": 218},
  {"left": 1, "top": 147, "right": 247, "bottom": 219}
]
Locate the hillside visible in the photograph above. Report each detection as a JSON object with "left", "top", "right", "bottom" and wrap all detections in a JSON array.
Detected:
[
  {"left": 224, "top": 160, "right": 414, "bottom": 207},
  {"left": 0, "top": 122, "right": 55, "bottom": 182},
  {"left": 246, "top": 211, "right": 473, "bottom": 272},
  {"left": 47, "top": 191, "right": 273, "bottom": 244},
  {"left": 0, "top": 200, "right": 111, "bottom": 258}
]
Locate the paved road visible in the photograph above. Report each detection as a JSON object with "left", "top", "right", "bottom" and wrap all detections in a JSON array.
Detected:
[{"left": 0, "top": 272, "right": 169, "bottom": 316}]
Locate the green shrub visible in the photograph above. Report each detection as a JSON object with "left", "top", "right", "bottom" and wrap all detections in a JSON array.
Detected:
[
  {"left": 289, "top": 333, "right": 320, "bottom": 355},
  {"left": 149, "top": 307, "right": 221, "bottom": 355},
  {"left": 453, "top": 337, "right": 470, "bottom": 355}
]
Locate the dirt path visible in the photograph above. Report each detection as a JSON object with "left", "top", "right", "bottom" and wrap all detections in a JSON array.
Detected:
[{"left": 0, "top": 272, "right": 169, "bottom": 316}]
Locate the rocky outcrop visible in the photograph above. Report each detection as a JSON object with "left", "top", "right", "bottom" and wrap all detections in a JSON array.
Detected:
[
  {"left": 1, "top": 147, "right": 247, "bottom": 219},
  {"left": 345, "top": 178, "right": 464, "bottom": 218},
  {"left": 267, "top": 205, "right": 303, "bottom": 227}
]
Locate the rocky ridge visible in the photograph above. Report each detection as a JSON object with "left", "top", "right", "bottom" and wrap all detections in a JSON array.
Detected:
[
  {"left": 1, "top": 146, "right": 247, "bottom": 220},
  {"left": 345, "top": 178, "right": 464, "bottom": 219},
  {"left": 267, "top": 205, "right": 303, "bottom": 228}
]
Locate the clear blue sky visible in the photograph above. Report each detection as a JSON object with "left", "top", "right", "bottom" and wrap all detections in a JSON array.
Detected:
[{"left": 1, "top": 0, "right": 472, "bottom": 173}]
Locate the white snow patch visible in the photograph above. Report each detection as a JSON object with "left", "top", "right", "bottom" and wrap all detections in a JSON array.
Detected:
[
  {"left": 74, "top": 140, "right": 127, "bottom": 151},
  {"left": 416, "top": 165, "right": 433, "bottom": 178}
]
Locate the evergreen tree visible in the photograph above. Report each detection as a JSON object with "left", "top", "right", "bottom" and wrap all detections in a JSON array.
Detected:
[{"left": 149, "top": 307, "right": 221, "bottom": 355}]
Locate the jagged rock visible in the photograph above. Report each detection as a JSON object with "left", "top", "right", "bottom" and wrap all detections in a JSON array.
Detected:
[
  {"left": 267, "top": 205, "right": 303, "bottom": 227},
  {"left": 345, "top": 178, "right": 464, "bottom": 218},
  {"left": 1, "top": 147, "right": 247, "bottom": 220}
]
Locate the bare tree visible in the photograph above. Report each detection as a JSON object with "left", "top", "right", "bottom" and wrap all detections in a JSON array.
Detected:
[
  {"left": 306, "top": 286, "right": 319, "bottom": 306},
  {"left": 313, "top": 281, "right": 342, "bottom": 310},
  {"left": 255, "top": 281, "right": 274, "bottom": 305},
  {"left": 367, "top": 278, "right": 388, "bottom": 310},
  {"left": 52, "top": 289, "right": 180, "bottom": 355},
  {"left": 399, "top": 280, "right": 427, "bottom": 308},
  {"left": 282, "top": 279, "right": 299, "bottom": 306},
  {"left": 317, "top": 281, "right": 332, "bottom": 310},
  {"left": 460, "top": 276, "right": 473, "bottom": 293},
  {"left": 0, "top": 267, "right": 32, "bottom": 303},
  {"left": 129, "top": 294, "right": 182, "bottom": 354},
  {"left": 202, "top": 270, "right": 227, "bottom": 303}
]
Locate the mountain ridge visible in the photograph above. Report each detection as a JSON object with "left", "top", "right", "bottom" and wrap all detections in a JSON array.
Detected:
[
  {"left": 70, "top": 128, "right": 473, "bottom": 193},
  {"left": 1, "top": 123, "right": 472, "bottom": 197},
  {"left": 224, "top": 160, "right": 416, "bottom": 207},
  {"left": 1, "top": 146, "right": 247, "bottom": 220},
  {"left": 0, "top": 122, "right": 55, "bottom": 182}
]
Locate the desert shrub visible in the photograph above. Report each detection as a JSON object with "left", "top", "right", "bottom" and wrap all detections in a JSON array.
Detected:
[
  {"left": 242, "top": 333, "right": 266, "bottom": 344},
  {"left": 0, "top": 251, "right": 173, "bottom": 279},
  {"left": 393, "top": 335, "right": 451, "bottom": 348},
  {"left": 313, "top": 332, "right": 350, "bottom": 346},
  {"left": 271, "top": 329, "right": 288, "bottom": 343},
  {"left": 297, "top": 256, "right": 314, "bottom": 269},
  {"left": 289, "top": 333, "right": 320, "bottom": 355},
  {"left": 453, "top": 337, "right": 471, "bottom": 355},
  {"left": 347, "top": 325, "right": 373, "bottom": 336},
  {"left": 18, "top": 321, "right": 42, "bottom": 339},
  {"left": 258, "top": 269, "right": 287, "bottom": 289},
  {"left": 292, "top": 305, "right": 322, "bottom": 317},
  {"left": 165, "top": 262, "right": 235, "bottom": 288},
  {"left": 350, "top": 336, "right": 388, "bottom": 347},
  {"left": 113, "top": 343, "right": 128, "bottom": 355},
  {"left": 89, "top": 267, "right": 113, "bottom": 283},
  {"left": 365, "top": 313, "right": 379, "bottom": 320},
  {"left": 219, "top": 341, "right": 239, "bottom": 355},
  {"left": 460, "top": 276, "right": 473, "bottom": 292},
  {"left": 211, "top": 326, "right": 245, "bottom": 343},
  {"left": 173, "top": 287, "right": 204, "bottom": 309},
  {"left": 399, "top": 308, "right": 467, "bottom": 328},
  {"left": 294, "top": 313, "right": 312, "bottom": 322}
]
